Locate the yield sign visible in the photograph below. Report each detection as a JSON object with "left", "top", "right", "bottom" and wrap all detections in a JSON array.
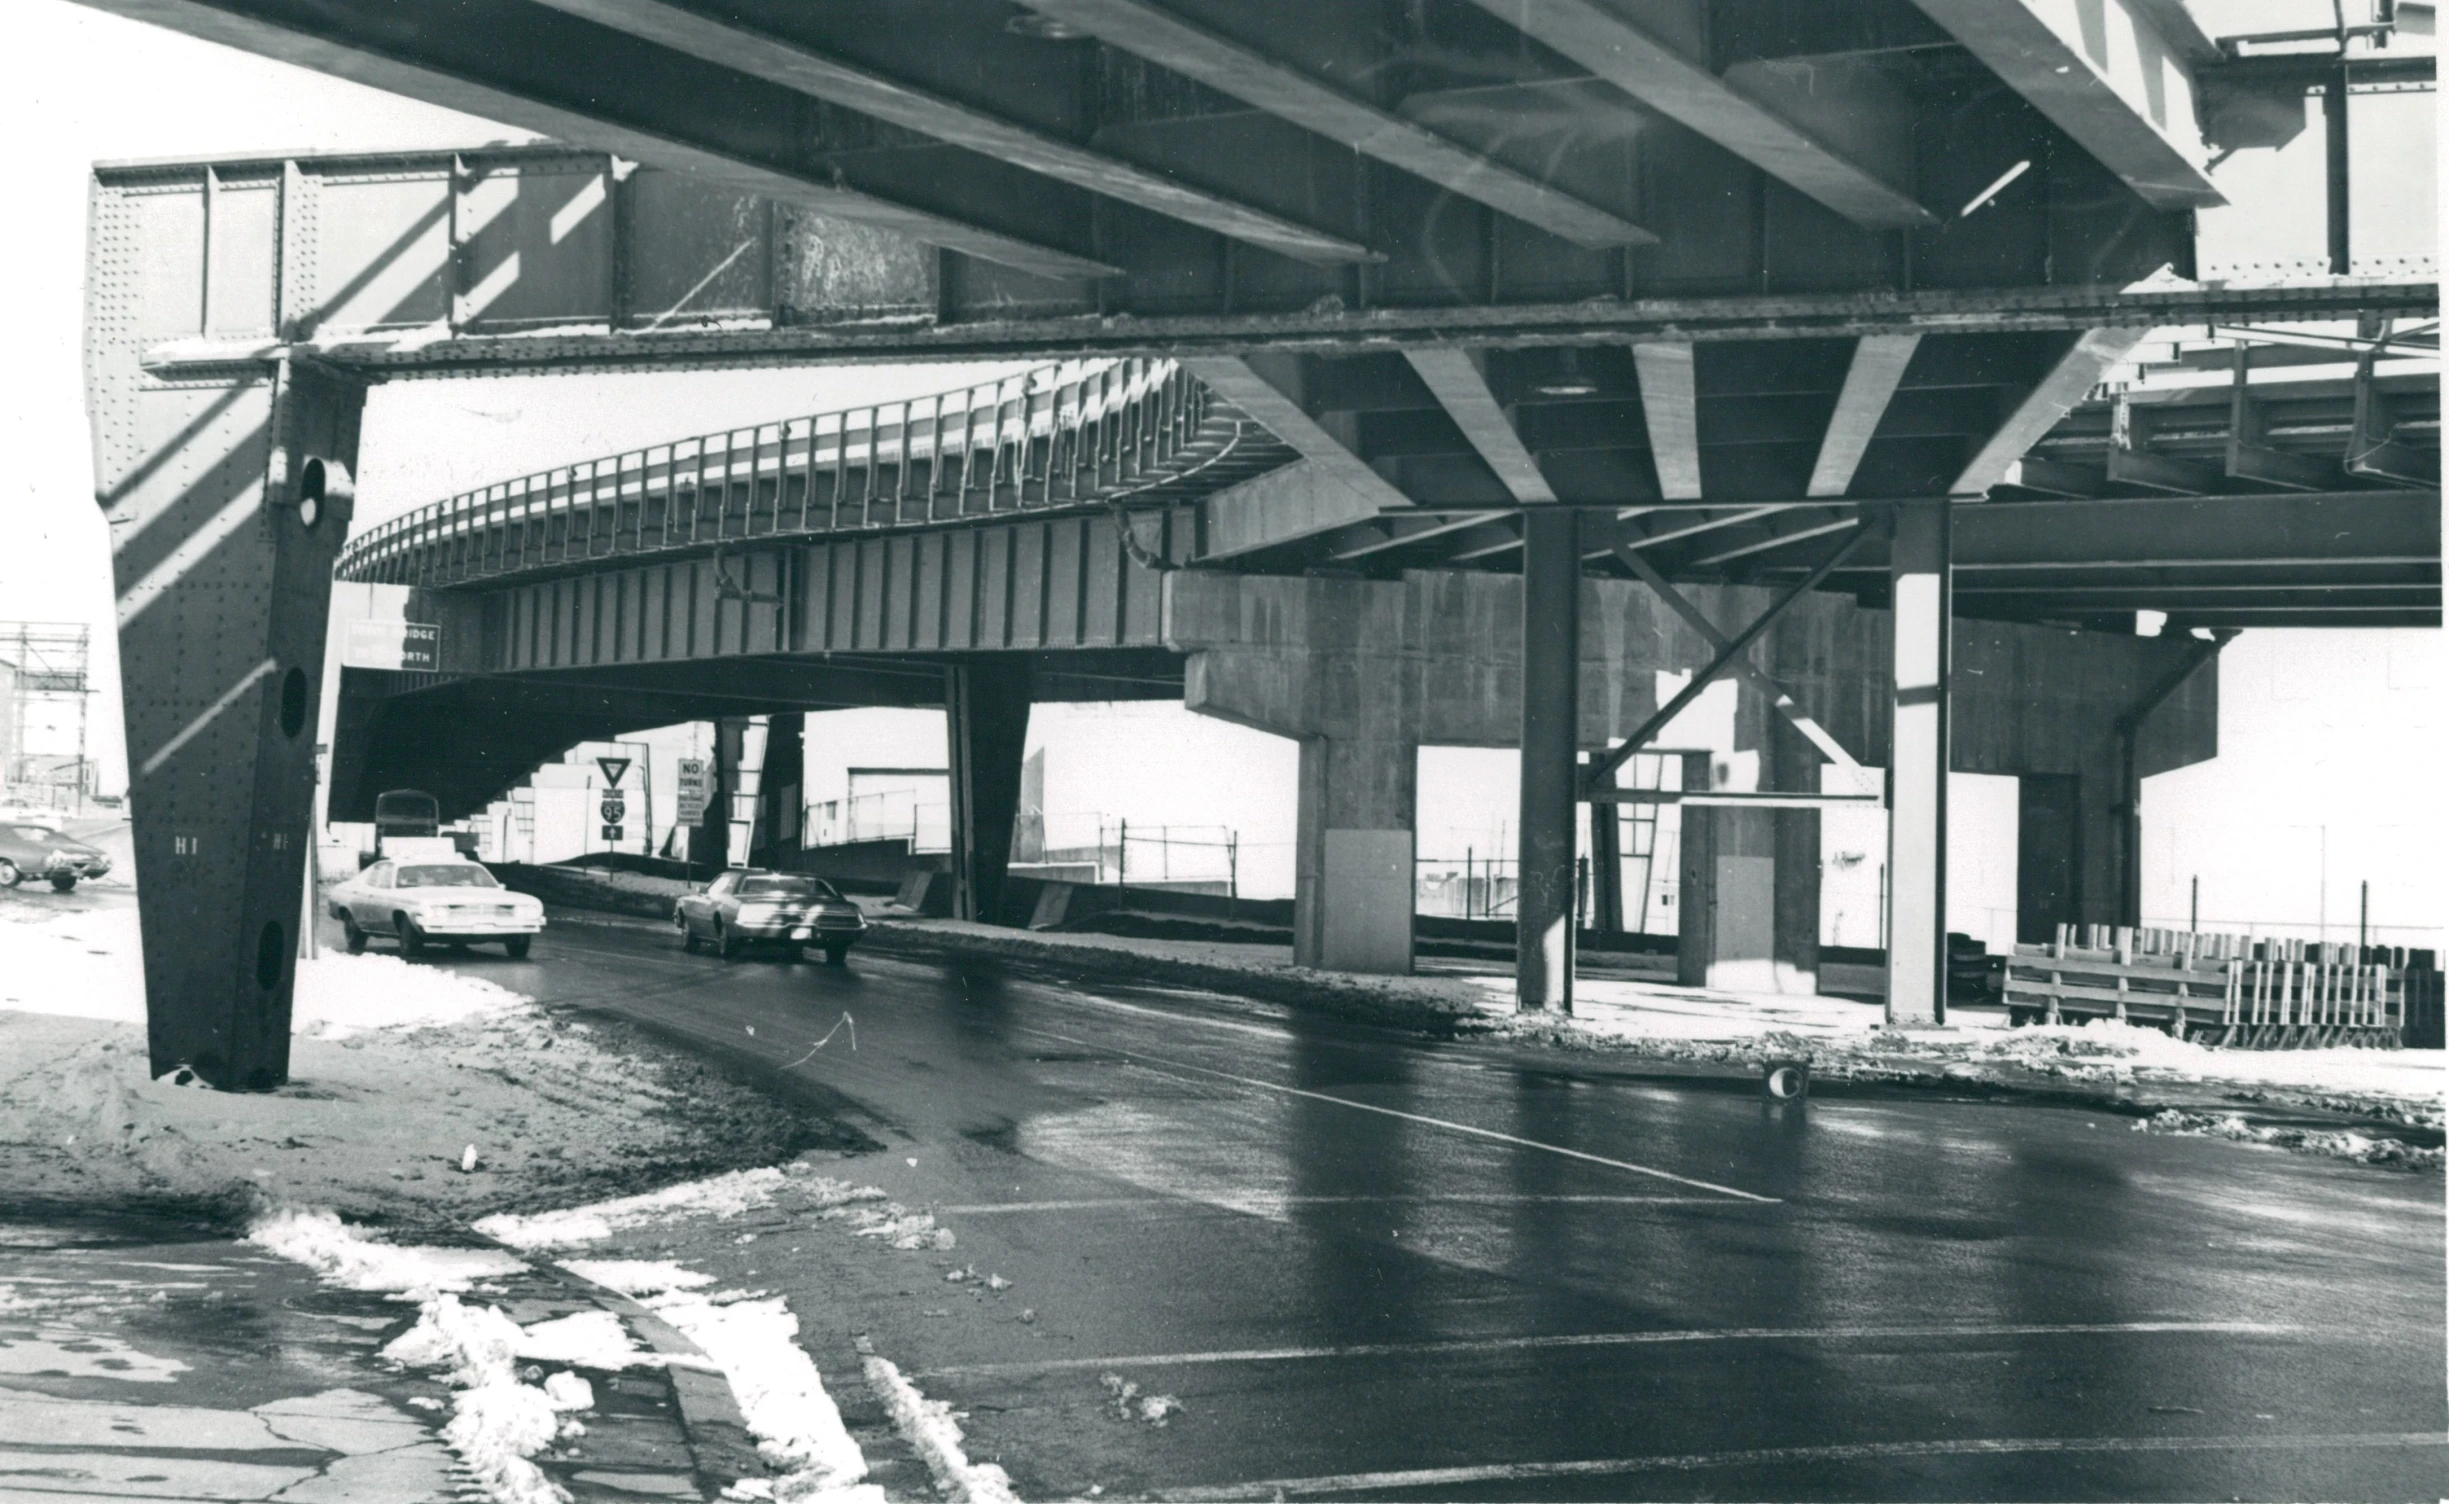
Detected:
[{"left": 596, "top": 756, "right": 633, "bottom": 788}]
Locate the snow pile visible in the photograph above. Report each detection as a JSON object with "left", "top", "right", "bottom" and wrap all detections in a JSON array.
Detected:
[
  {"left": 513, "top": 1310, "right": 652, "bottom": 1370},
  {"left": 247, "top": 1206, "right": 527, "bottom": 1295},
  {"left": 2136, "top": 1109, "right": 2447, "bottom": 1168},
  {"left": 1501, "top": 987, "right": 2443, "bottom": 1129},
  {"left": 565, "top": 1259, "right": 882, "bottom": 1504},
  {"left": 1812, "top": 1019, "right": 2446, "bottom": 1124},
  {"left": 477, "top": 1167, "right": 788, "bottom": 1249},
  {"left": 293, "top": 952, "right": 532, "bottom": 1038},
  {"left": 862, "top": 1345, "right": 1019, "bottom": 1504},
  {"left": 382, "top": 1295, "right": 584, "bottom": 1504},
  {"left": 244, "top": 1206, "right": 610, "bottom": 1504}
]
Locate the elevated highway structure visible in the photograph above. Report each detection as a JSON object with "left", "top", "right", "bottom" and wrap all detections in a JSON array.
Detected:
[{"left": 75, "top": 0, "right": 2437, "bottom": 1086}]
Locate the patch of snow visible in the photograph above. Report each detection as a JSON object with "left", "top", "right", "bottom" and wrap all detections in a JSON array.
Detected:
[
  {"left": 247, "top": 1206, "right": 527, "bottom": 1296},
  {"left": 828, "top": 1201, "right": 954, "bottom": 1251},
  {"left": 862, "top": 1347, "right": 1020, "bottom": 1504},
  {"left": 566, "top": 1260, "right": 880, "bottom": 1504},
  {"left": 382, "top": 1294, "right": 527, "bottom": 1386},
  {"left": 0, "top": 903, "right": 144, "bottom": 1021},
  {"left": 556, "top": 1259, "right": 714, "bottom": 1296},
  {"left": 1097, "top": 1372, "right": 1182, "bottom": 1428},
  {"left": 2136, "top": 1108, "right": 2446, "bottom": 1168},
  {"left": 381, "top": 1293, "right": 578, "bottom": 1504},
  {"left": 513, "top": 1310, "right": 652, "bottom": 1371},
  {"left": 293, "top": 952, "right": 532, "bottom": 1038},
  {"left": 541, "top": 1371, "right": 595, "bottom": 1412},
  {"left": 476, "top": 1168, "right": 787, "bottom": 1249}
]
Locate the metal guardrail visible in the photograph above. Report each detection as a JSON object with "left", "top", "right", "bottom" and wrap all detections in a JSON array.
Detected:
[{"left": 335, "top": 356, "right": 1243, "bottom": 588}]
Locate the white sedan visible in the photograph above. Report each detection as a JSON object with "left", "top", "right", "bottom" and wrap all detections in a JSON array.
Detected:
[{"left": 328, "top": 857, "right": 545, "bottom": 957}]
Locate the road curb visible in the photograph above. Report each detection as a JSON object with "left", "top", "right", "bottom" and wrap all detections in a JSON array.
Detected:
[
  {"left": 855, "top": 920, "right": 1484, "bottom": 1036},
  {"left": 460, "top": 1228, "right": 774, "bottom": 1495}
]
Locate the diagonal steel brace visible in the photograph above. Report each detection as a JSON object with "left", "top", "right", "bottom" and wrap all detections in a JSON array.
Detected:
[
  {"left": 1584, "top": 525, "right": 1869, "bottom": 793},
  {"left": 1608, "top": 539, "right": 1865, "bottom": 777}
]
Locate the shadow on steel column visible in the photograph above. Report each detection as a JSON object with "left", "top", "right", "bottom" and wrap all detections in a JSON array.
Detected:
[{"left": 102, "top": 361, "right": 363, "bottom": 1089}]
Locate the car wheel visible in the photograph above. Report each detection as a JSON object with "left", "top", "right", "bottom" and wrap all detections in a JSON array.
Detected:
[
  {"left": 48, "top": 874, "right": 75, "bottom": 893},
  {"left": 0, "top": 860, "right": 20, "bottom": 889},
  {"left": 823, "top": 942, "right": 850, "bottom": 967},
  {"left": 397, "top": 914, "right": 425, "bottom": 958},
  {"left": 342, "top": 913, "right": 368, "bottom": 954},
  {"left": 716, "top": 921, "right": 741, "bottom": 961},
  {"left": 505, "top": 936, "right": 532, "bottom": 959},
  {"left": 677, "top": 911, "right": 702, "bottom": 953}
]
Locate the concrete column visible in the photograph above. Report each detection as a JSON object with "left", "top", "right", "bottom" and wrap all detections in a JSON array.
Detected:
[
  {"left": 1175, "top": 574, "right": 1420, "bottom": 976},
  {"left": 1675, "top": 732, "right": 1825, "bottom": 994},
  {"left": 1885, "top": 500, "right": 1953, "bottom": 1026},
  {"left": 946, "top": 659, "right": 1032, "bottom": 924},
  {"left": 1294, "top": 724, "right": 1417, "bottom": 974},
  {"left": 101, "top": 358, "right": 362, "bottom": 1089},
  {"left": 1517, "top": 508, "right": 1581, "bottom": 1012}
]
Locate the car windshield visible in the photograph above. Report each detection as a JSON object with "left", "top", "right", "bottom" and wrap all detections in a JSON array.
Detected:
[
  {"left": 738, "top": 876, "right": 834, "bottom": 900},
  {"left": 12, "top": 826, "right": 60, "bottom": 841},
  {"left": 397, "top": 865, "right": 500, "bottom": 889}
]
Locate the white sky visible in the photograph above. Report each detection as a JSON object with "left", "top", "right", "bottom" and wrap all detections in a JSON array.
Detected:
[{"left": 2, "top": 0, "right": 2439, "bottom": 942}]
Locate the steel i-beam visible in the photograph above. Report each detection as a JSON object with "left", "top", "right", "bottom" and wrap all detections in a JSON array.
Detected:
[
  {"left": 1885, "top": 500, "right": 1953, "bottom": 1027},
  {"left": 1516, "top": 508, "right": 1583, "bottom": 1013},
  {"left": 102, "top": 357, "right": 364, "bottom": 1088}
]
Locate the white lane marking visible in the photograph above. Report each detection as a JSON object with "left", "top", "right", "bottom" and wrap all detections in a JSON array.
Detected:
[
  {"left": 918, "top": 1321, "right": 2301, "bottom": 1379},
  {"left": 935, "top": 1194, "right": 1740, "bottom": 1215},
  {"left": 1157, "top": 1431, "right": 2448, "bottom": 1499},
  {"left": 1018, "top": 980, "right": 1294, "bottom": 1042},
  {"left": 137, "top": 657, "right": 276, "bottom": 778},
  {"left": 1019, "top": 1023, "right": 1778, "bottom": 1203}
]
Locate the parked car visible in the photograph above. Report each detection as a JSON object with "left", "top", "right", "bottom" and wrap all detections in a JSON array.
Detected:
[
  {"left": 0, "top": 822, "right": 112, "bottom": 892},
  {"left": 327, "top": 855, "right": 545, "bottom": 957},
  {"left": 674, "top": 869, "right": 866, "bottom": 964}
]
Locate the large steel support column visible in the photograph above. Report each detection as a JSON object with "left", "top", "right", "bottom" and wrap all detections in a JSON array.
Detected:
[
  {"left": 100, "top": 358, "right": 363, "bottom": 1088},
  {"left": 1516, "top": 509, "right": 1582, "bottom": 1012},
  {"left": 1885, "top": 501, "right": 1953, "bottom": 1026},
  {"left": 945, "top": 659, "right": 1033, "bottom": 924}
]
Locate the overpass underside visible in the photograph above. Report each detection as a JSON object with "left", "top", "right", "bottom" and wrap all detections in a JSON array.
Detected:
[{"left": 73, "top": 0, "right": 2439, "bottom": 1086}]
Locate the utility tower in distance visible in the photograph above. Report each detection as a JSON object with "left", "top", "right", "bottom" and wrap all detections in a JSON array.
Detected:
[{"left": 0, "top": 623, "right": 95, "bottom": 815}]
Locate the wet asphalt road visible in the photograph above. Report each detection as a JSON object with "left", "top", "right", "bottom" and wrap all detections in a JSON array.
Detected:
[{"left": 420, "top": 910, "right": 2444, "bottom": 1501}]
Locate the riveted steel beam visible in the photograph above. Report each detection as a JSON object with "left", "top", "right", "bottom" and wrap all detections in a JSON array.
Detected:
[
  {"left": 1016, "top": 0, "right": 1655, "bottom": 250},
  {"left": 531, "top": 0, "right": 1373, "bottom": 267}
]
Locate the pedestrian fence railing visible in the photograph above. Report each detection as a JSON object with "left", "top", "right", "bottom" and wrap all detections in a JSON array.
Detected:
[{"left": 2005, "top": 923, "right": 2425, "bottom": 1048}]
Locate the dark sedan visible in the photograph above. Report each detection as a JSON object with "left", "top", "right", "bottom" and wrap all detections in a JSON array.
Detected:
[
  {"left": 0, "top": 822, "right": 113, "bottom": 892},
  {"left": 674, "top": 869, "right": 866, "bottom": 964}
]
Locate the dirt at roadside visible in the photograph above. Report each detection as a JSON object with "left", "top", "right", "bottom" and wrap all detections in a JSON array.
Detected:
[{"left": 0, "top": 1003, "right": 848, "bottom": 1238}]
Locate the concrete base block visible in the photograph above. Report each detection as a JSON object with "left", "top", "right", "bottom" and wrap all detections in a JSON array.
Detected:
[{"left": 1311, "top": 827, "right": 1414, "bottom": 974}]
